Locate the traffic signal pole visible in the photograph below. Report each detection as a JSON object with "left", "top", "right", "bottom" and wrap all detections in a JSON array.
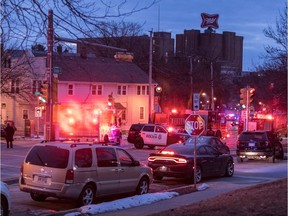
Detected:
[
  {"left": 245, "top": 86, "right": 249, "bottom": 131},
  {"left": 47, "top": 10, "right": 54, "bottom": 141}
]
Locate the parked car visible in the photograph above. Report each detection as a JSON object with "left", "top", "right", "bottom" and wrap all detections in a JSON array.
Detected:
[
  {"left": 1, "top": 124, "right": 6, "bottom": 138},
  {"left": 236, "top": 130, "right": 284, "bottom": 163},
  {"left": 148, "top": 143, "right": 234, "bottom": 183},
  {"left": 128, "top": 124, "right": 190, "bottom": 149},
  {"left": 185, "top": 136, "right": 230, "bottom": 154},
  {"left": 1, "top": 181, "right": 11, "bottom": 216},
  {"left": 19, "top": 142, "right": 153, "bottom": 206}
]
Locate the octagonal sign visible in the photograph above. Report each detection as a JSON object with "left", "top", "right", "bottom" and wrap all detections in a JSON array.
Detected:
[{"left": 185, "top": 114, "right": 205, "bottom": 136}]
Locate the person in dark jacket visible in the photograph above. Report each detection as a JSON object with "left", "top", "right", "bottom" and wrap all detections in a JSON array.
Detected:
[{"left": 4, "top": 123, "right": 15, "bottom": 148}]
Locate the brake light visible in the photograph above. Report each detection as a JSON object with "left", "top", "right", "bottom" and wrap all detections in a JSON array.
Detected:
[
  {"left": 148, "top": 156, "right": 187, "bottom": 163},
  {"left": 148, "top": 156, "right": 156, "bottom": 162},
  {"left": 65, "top": 169, "right": 74, "bottom": 184},
  {"left": 161, "top": 151, "right": 174, "bottom": 155}
]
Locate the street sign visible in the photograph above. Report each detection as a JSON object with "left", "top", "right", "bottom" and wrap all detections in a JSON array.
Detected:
[{"left": 185, "top": 114, "right": 205, "bottom": 135}]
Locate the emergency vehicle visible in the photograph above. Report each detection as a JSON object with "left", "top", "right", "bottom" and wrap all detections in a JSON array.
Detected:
[
  {"left": 56, "top": 105, "right": 118, "bottom": 143},
  {"left": 131, "top": 124, "right": 189, "bottom": 149}
]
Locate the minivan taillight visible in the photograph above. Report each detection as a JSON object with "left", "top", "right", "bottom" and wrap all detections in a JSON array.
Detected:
[{"left": 65, "top": 169, "right": 74, "bottom": 184}]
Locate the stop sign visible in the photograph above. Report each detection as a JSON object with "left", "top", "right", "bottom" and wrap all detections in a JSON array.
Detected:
[{"left": 185, "top": 114, "right": 205, "bottom": 135}]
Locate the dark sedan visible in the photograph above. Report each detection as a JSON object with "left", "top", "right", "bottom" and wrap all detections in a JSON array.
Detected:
[
  {"left": 148, "top": 143, "right": 234, "bottom": 183},
  {"left": 185, "top": 136, "right": 230, "bottom": 154}
]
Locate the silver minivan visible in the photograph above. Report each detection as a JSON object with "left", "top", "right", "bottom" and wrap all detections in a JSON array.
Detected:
[{"left": 19, "top": 142, "right": 153, "bottom": 206}]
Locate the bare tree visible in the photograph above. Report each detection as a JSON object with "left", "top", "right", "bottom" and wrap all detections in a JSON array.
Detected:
[
  {"left": 1, "top": 0, "right": 158, "bottom": 48},
  {"left": 262, "top": 3, "right": 287, "bottom": 71},
  {"left": 256, "top": 3, "right": 287, "bottom": 112},
  {"left": 0, "top": 0, "right": 157, "bottom": 100}
]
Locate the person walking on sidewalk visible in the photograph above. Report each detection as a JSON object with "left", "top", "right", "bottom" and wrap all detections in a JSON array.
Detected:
[{"left": 4, "top": 123, "right": 15, "bottom": 148}]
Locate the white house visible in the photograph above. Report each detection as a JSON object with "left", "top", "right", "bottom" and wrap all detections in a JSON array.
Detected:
[{"left": 52, "top": 52, "right": 157, "bottom": 139}]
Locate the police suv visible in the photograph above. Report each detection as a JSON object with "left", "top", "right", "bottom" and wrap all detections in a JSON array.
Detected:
[{"left": 129, "top": 124, "right": 190, "bottom": 149}]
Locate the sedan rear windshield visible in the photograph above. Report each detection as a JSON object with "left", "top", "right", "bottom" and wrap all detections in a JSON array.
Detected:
[
  {"left": 162, "top": 144, "right": 194, "bottom": 155},
  {"left": 239, "top": 132, "right": 266, "bottom": 141},
  {"left": 25, "top": 146, "right": 69, "bottom": 168}
]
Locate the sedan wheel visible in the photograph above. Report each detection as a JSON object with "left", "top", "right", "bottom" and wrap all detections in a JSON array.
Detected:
[
  {"left": 136, "top": 177, "right": 149, "bottom": 195},
  {"left": 78, "top": 184, "right": 95, "bottom": 206},
  {"left": 224, "top": 161, "right": 234, "bottom": 177},
  {"left": 193, "top": 166, "right": 202, "bottom": 183}
]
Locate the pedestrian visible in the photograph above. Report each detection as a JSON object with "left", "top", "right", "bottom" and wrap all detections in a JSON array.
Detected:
[{"left": 5, "top": 123, "right": 15, "bottom": 148}]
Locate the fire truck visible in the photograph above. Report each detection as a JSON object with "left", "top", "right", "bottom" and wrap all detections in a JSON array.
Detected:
[{"left": 55, "top": 105, "right": 119, "bottom": 143}]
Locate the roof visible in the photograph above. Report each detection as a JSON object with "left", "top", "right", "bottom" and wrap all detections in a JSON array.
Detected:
[{"left": 54, "top": 53, "right": 155, "bottom": 84}]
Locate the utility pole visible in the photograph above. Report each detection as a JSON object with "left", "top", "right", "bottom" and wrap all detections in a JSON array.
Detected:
[
  {"left": 210, "top": 62, "right": 215, "bottom": 111},
  {"left": 189, "top": 56, "right": 193, "bottom": 109},
  {"left": 46, "top": 10, "right": 54, "bottom": 141},
  {"left": 148, "top": 30, "right": 153, "bottom": 123}
]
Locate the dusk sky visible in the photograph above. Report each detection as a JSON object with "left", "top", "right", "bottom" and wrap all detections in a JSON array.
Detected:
[{"left": 120, "top": 0, "right": 285, "bottom": 71}]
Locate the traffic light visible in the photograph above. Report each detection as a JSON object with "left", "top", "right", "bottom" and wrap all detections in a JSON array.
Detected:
[
  {"left": 240, "top": 87, "right": 255, "bottom": 105},
  {"left": 248, "top": 88, "right": 255, "bottom": 104},
  {"left": 39, "top": 83, "right": 49, "bottom": 103},
  {"left": 240, "top": 88, "right": 247, "bottom": 105}
]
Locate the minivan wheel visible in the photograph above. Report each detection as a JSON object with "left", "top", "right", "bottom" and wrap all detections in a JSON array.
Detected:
[
  {"left": 78, "top": 184, "right": 95, "bottom": 206},
  {"left": 134, "top": 139, "right": 144, "bottom": 149},
  {"left": 136, "top": 177, "right": 149, "bottom": 195},
  {"left": 30, "top": 192, "right": 47, "bottom": 202}
]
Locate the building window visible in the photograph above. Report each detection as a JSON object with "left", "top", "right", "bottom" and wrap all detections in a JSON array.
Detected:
[
  {"left": 142, "top": 86, "right": 145, "bottom": 95},
  {"left": 92, "top": 85, "right": 97, "bottom": 95},
  {"left": 97, "top": 85, "right": 102, "bottom": 95},
  {"left": 11, "top": 79, "right": 20, "bottom": 94},
  {"left": 91, "top": 84, "right": 102, "bottom": 95},
  {"left": 137, "top": 85, "right": 149, "bottom": 95},
  {"left": 117, "top": 85, "right": 127, "bottom": 95},
  {"left": 139, "top": 107, "right": 144, "bottom": 120},
  {"left": 68, "top": 84, "right": 74, "bottom": 95},
  {"left": 23, "top": 110, "right": 28, "bottom": 119}
]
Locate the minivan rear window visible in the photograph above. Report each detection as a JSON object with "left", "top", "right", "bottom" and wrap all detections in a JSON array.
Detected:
[{"left": 25, "top": 146, "right": 69, "bottom": 168}]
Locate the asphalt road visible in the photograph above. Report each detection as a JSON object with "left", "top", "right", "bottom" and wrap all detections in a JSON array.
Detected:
[{"left": 1, "top": 136, "right": 287, "bottom": 215}]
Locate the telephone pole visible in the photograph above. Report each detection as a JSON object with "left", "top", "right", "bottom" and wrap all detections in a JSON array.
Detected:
[{"left": 46, "top": 9, "right": 54, "bottom": 141}]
